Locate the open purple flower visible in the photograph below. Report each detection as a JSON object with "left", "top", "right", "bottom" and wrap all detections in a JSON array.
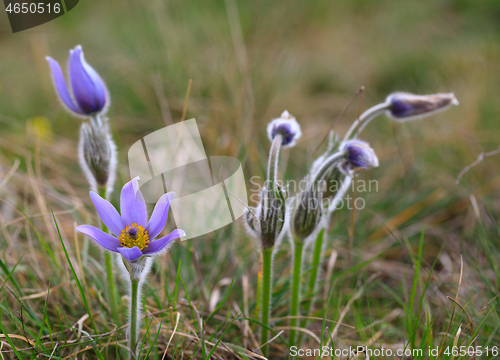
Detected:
[
  {"left": 46, "top": 45, "right": 108, "bottom": 117},
  {"left": 77, "top": 178, "right": 185, "bottom": 262}
]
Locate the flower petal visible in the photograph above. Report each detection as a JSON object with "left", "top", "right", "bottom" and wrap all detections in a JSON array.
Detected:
[
  {"left": 46, "top": 56, "right": 83, "bottom": 115},
  {"left": 76, "top": 225, "right": 120, "bottom": 252},
  {"left": 69, "top": 45, "right": 107, "bottom": 114},
  {"left": 143, "top": 229, "right": 185, "bottom": 255},
  {"left": 117, "top": 246, "right": 143, "bottom": 262},
  {"left": 146, "top": 192, "right": 174, "bottom": 239},
  {"left": 120, "top": 178, "right": 148, "bottom": 228},
  {"left": 79, "top": 50, "right": 107, "bottom": 111},
  {"left": 89, "top": 191, "right": 125, "bottom": 236}
]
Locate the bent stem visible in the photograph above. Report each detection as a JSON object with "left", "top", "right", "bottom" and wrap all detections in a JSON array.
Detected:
[
  {"left": 298, "top": 228, "right": 325, "bottom": 345},
  {"left": 289, "top": 240, "right": 304, "bottom": 350},
  {"left": 260, "top": 247, "right": 273, "bottom": 357},
  {"left": 267, "top": 134, "right": 283, "bottom": 194},
  {"left": 342, "top": 102, "right": 389, "bottom": 142},
  {"left": 98, "top": 187, "right": 120, "bottom": 326},
  {"left": 129, "top": 277, "right": 140, "bottom": 359}
]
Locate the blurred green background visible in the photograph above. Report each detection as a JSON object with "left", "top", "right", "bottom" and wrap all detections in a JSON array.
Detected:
[
  {"left": 1, "top": 0, "right": 500, "bottom": 189},
  {"left": 0, "top": 0, "right": 499, "bottom": 358}
]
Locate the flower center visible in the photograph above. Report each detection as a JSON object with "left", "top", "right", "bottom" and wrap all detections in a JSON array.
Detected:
[{"left": 119, "top": 223, "right": 150, "bottom": 250}]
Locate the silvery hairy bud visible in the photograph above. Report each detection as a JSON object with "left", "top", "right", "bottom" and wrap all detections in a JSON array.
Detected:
[
  {"left": 386, "top": 92, "right": 459, "bottom": 121},
  {"left": 291, "top": 182, "right": 323, "bottom": 244},
  {"left": 259, "top": 186, "right": 287, "bottom": 249},
  {"left": 243, "top": 206, "right": 260, "bottom": 239},
  {"left": 78, "top": 116, "right": 117, "bottom": 192}
]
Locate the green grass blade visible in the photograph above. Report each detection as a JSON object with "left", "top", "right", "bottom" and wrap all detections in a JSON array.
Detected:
[
  {"left": 144, "top": 320, "right": 162, "bottom": 360},
  {"left": 0, "top": 308, "right": 24, "bottom": 359},
  {"left": 173, "top": 260, "right": 181, "bottom": 312},
  {"left": 206, "top": 278, "right": 234, "bottom": 323},
  {"left": 52, "top": 211, "right": 105, "bottom": 360},
  {"left": 207, "top": 314, "right": 238, "bottom": 358}
]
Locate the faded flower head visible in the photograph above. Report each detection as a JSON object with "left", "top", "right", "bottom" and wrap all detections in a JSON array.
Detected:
[
  {"left": 339, "top": 140, "right": 379, "bottom": 174},
  {"left": 77, "top": 178, "right": 185, "bottom": 262},
  {"left": 46, "top": 45, "right": 108, "bottom": 117},
  {"left": 266, "top": 110, "right": 302, "bottom": 148},
  {"left": 79, "top": 117, "right": 116, "bottom": 189},
  {"left": 386, "top": 92, "right": 458, "bottom": 121},
  {"left": 291, "top": 185, "right": 323, "bottom": 243}
]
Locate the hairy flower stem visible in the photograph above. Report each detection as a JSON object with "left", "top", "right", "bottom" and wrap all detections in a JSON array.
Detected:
[
  {"left": 260, "top": 248, "right": 273, "bottom": 357},
  {"left": 342, "top": 103, "right": 389, "bottom": 142},
  {"left": 297, "top": 228, "right": 325, "bottom": 345},
  {"left": 129, "top": 277, "right": 140, "bottom": 359},
  {"left": 311, "top": 151, "right": 347, "bottom": 185},
  {"left": 98, "top": 187, "right": 120, "bottom": 327},
  {"left": 289, "top": 241, "right": 304, "bottom": 349},
  {"left": 267, "top": 134, "right": 283, "bottom": 193}
]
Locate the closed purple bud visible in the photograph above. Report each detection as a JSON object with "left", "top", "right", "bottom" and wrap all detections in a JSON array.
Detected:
[
  {"left": 266, "top": 110, "right": 302, "bottom": 148},
  {"left": 339, "top": 140, "right": 379, "bottom": 174},
  {"left": 387, "top": 92, "right": 458, "bottom": 121},
  {"left": 46, "top": 45, "right": 108, "bottom": 117}
]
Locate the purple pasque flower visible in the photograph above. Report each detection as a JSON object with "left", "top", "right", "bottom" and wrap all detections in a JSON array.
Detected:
[
  {"left": 46, "top": 45, "right": 108, "bottom": 117},
  {"left": 386, "top": 92, "right": 458, "bottom": 121},
  {"left": 77, "top": 178, "right": 185, "bottom": 262},
  {"left": 339, "top": 140, "right": 379, "bottom": 174}
]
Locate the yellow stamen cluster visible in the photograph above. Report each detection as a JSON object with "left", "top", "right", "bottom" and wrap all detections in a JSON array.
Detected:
[{"left": 119, "top": 223, "right": 150, "bottom": 250}]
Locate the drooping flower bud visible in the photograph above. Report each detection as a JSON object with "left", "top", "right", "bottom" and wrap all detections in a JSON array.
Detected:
[
  {"left": 46, "top": 45, "right": 109, "bottom": 117},
  {"left": 266, "top": 110, "right": 302, "bottom": 148},
  {"left": 386, "top": 92, "right": 458, "bottom": 121},
  {"left": 291, "top": 183, "right": 323, "bottom": 244},
  {"left": 339, "top": 140, "right": 379, "bottom": 175},
  {"left": 78, "top": 117, "right": 117, "bottom": 192}
]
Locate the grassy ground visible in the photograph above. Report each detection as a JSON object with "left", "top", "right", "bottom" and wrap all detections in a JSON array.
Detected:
[{"left": 0, "top": 0, "right": 499, "bottom": 358}]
